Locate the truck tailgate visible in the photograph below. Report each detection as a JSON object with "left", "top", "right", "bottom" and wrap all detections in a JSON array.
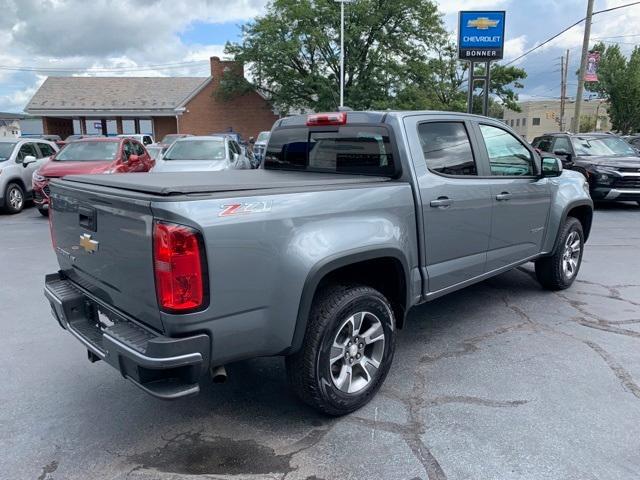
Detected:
[{"left": 49, "top": 180, "right": 163, "bottom": 332}]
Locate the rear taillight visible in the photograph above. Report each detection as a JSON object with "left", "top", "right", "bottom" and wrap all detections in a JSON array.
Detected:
[{"left": 153, "top": 221, "right": 206, "bottom": 313}]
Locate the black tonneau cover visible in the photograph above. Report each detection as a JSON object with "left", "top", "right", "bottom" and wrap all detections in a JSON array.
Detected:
[{"left": 62, "top": 170, "right": 391, "bottom": 196}]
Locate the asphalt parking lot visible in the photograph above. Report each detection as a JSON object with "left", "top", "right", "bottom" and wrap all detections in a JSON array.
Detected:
[{"left": 2, "top": 202, "right": 640, "bottom": 480}]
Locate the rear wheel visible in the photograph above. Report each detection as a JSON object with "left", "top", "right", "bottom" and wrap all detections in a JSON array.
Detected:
[
  {"left": 3, "top": 183, "right": 25, "bottom": 214},
  {"left": 535, "top": 217, "right": 584, "bottom": 290},
  {"left": 286, "top": 284, "right": 396, "bottom": 416}
]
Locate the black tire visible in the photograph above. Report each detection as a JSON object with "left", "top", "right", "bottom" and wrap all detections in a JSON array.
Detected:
[
  {"left": 3, "top": 182, "right": 25, "bottom": 214},
  {"left": 286, "top": 284, "right": 396, "bottom": 416},
  {"left": 535, "top": 217, "right": 584, "bottom": 290},
  {"left": 38, "top": 207, "right": 49, "bottom": 217}
]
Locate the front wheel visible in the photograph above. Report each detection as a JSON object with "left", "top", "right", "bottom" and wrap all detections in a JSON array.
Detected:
[
  {"left": 3, "top": 183, "right": 25, "bottom": 214},
  {"left": 535, "top": 217, "right": 584, "bottom": 290},
  {"left": 286, "top": 284, "right": 396, "bottom": 416}
]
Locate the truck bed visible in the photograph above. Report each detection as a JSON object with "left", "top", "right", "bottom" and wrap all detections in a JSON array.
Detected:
[{"left": 61, "top": 170, "right": 393, "bottom": 196}]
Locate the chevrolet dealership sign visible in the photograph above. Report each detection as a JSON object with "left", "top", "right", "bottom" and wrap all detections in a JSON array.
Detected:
[{"left": 458, "top": 11, "right": 506, "bottom": 60}]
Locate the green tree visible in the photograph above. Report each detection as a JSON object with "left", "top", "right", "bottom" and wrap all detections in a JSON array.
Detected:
[
  {"left": 224, "top": 1, "right": 527, "bottom": 114},
  {"left": 585, "top": 42, "right": 640, "bottom": 133}
]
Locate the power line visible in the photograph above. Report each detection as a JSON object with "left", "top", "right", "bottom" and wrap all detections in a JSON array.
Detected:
[
  {"left": 0, "top": 59, "right": 209, "bottom": 74},
  {"left": 504, "top": 0, "right": 640, "bottom": 66}
]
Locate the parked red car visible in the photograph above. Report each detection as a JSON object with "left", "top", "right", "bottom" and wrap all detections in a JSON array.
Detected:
[{"left": 33, "top": 137, "right": 154, "bottom": 216}]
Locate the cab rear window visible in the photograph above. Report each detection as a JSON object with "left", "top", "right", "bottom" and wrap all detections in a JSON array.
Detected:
[{"left": 265, "top": 126, "right": 397, "bottom": 176}]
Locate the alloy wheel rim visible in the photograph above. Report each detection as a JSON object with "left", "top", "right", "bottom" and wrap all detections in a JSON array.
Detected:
[
  {"left": 9, "top": 187, "right": 23, "bottom": 210},
  {"left": 329, "top": 311, "right": 385, "bottom": 394},
  {"left": 562, "top": 231, "right": 581, "bottom": 279}
]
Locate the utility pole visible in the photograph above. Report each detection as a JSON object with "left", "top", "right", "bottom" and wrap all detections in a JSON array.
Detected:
[
  {"left": 334, "top": 0, "right": 351, "bottom": 108},
  {"left": 560, "top": 55, "right": 565, "bottom": 131},
  {"left": 573, "top": 0, "right": 595, "bottom": 133},
  {"left": 560, "top": 49, "right": 570, "bottom": 131}
]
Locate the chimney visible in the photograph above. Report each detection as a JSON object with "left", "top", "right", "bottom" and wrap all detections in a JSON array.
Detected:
[{"left": 210, "top": 56, "right": 244, "bottom": 85}]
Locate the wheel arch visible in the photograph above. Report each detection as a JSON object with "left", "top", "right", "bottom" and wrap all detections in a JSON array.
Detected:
[
  {"left": 551, "top": 200, "right": 593, "bottom": 255},
  {"left": 288, "top": 248, "right": 410, "bottom": 354}
]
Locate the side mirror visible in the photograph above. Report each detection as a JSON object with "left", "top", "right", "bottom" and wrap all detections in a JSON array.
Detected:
[
  {"left": 542, "top": 156, "right": 563, "bottom": 177},
  {"left": 553, "top": 150, "right": 573, "bottom": 164},
  {"left": 22, "top": 155, "right": 37, "bottom": 166}
]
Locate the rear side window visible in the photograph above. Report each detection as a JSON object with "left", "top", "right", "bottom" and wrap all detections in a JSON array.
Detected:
[
  {"left": 38, "top": 143, "right": 56, "bottom": 157},
  {"left": 265, "top": 126, "right": 396, "bottom": 176},
  {"left": 418, "top": 122, "right": 477, "bottom": 176}
]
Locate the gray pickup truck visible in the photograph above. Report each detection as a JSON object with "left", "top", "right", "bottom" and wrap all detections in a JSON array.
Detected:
[{"left": 44, "top": 111, "right": 593, "bottom": 415}]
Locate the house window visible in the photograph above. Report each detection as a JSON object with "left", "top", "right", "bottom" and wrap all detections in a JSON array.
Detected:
[
  {"left": 516, "top": 119, "right": 520, "bottom": 127},
  {"left": 532, "top": 118, "right": 541, "bottom": 126},
  {"left": 522, "top": 118, "right": 527, "bottom": 127}
]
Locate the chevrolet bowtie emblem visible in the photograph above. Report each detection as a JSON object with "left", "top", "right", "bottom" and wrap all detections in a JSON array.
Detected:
[
  {"left": 468, "top": 17, "right": 499, "bottom": 30},
  {"left": 79, "top": 233, "right": 99, "bottom": 254}
]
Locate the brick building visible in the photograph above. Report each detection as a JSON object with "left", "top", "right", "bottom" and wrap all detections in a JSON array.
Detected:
[{"left": 24, "top": 57, "right": 279, "bottom": 141}]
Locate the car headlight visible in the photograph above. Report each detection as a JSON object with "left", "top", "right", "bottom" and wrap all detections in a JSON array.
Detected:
[
  {"left": 593, "top": 167, "right": 617, "bottom": 185},
  {"left": 32, "top": 170, "right": 45, "bottom": 182}
]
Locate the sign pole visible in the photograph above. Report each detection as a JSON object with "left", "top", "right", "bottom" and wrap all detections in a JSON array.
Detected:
[{"left": 467, "top": 62, "right": 475, "bottom": 114}]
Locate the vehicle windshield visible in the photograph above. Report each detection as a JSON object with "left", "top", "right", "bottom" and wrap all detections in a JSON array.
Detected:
[
  {"left": 55, "top": 141, "right": 119, "bottom": 161},
  {"left": 572, "top": 136, "right": 637, "bottom": 157},
  {"left": 161, "top": 134, "right": 184, "bottom": 145},
  {"left": 0, "top": 142, "right": 16, "bottom": 161},
  {"left": 256, "top": 132, "right": 270, "bottom": 143},
  {"left": 163, "top": 139, "right": 226, "bottom": 161}
]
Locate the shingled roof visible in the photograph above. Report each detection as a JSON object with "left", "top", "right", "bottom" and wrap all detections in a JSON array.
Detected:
[{"left": 25, "top": 76, "right": 210, "bottom": 114}]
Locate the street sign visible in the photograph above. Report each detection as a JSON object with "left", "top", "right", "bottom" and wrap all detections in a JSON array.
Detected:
[
  {"left": 458, "top": 11, "right": 506, "bottom": 60},
  {"left": 93, "top": 122, "right": 102, "bottom": 129}
]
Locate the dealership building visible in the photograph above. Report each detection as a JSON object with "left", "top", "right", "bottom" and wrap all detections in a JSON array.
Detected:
[{"left": 24, "top": 57, "right": 279, "bottom": 141}]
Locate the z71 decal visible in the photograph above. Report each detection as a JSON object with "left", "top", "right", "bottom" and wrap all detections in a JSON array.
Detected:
[{"left": 219, "top": 201, "right": 273, "bottom": 217}]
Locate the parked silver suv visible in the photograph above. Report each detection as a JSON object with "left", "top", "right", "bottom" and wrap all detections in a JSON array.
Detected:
[{"left": 0, "top": 139, "right": 58, "bottom": 214}]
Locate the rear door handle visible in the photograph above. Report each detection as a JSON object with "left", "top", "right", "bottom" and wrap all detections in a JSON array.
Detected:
[
  {"left": 430, "top": 197, "right": 453, "bottom": 208},
  {"left": 496, "top": 192, "right": 513, "bottom": 201}
]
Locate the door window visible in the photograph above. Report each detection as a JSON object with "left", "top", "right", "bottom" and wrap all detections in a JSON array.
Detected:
[
  {"left": 479, "top": 124, "right": 536, "bottom": 176},
  {"left": 122, "top": 141, "right": 134, "bottom": 159},
  {"left": 143, "top": 136, "right": 152, "bottom": 145},
  {"left": 533, "top": 136, "right": 553, "bottom": 153},
  {"left": 17, "top": 143, "right": 38, "bottom": 163},
  {"left": 133, "top": 142, "right": 145, "bottom": 156},
  {"left": 417, "top": 122, "right": 477, "bottom": 176},
  {"left": 552, "top": 137, "right": 571, "bottom": 154},
  {"left": 37, "top": 143, "right": 56, "bottom": 158}
]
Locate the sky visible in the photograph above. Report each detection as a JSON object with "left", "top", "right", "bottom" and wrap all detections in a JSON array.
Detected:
[{"left": 0, "top": 0, "right": 639, "bottom": 112}]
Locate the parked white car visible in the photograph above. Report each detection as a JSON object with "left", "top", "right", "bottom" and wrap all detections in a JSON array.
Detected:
[
  {"left": 117, "top": 134, "right": 154, "bottom": 146},
  {"left": 151, "top": 136, "right": 252, "bottom": 173},
  {"left": 0, "top": 138, "right": 58, "bottom": 213}
]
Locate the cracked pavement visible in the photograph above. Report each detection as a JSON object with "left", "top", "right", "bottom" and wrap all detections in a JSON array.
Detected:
[{"left": 1, "top": 202, "right": 639, "bottom": 480}]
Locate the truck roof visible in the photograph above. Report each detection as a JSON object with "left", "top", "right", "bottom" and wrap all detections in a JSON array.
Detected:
[{"left": 276, "top": 110, "right": 497, "bottom": 127}]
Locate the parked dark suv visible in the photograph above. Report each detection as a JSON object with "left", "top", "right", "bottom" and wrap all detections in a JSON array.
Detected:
[{"left": 532, "top": 132, "right": 640, "bottom": 205}]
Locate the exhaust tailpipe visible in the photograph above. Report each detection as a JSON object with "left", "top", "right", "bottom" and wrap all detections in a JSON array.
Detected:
[{"left": 210, "top": 365, "right": 227, "bottom": 384}]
